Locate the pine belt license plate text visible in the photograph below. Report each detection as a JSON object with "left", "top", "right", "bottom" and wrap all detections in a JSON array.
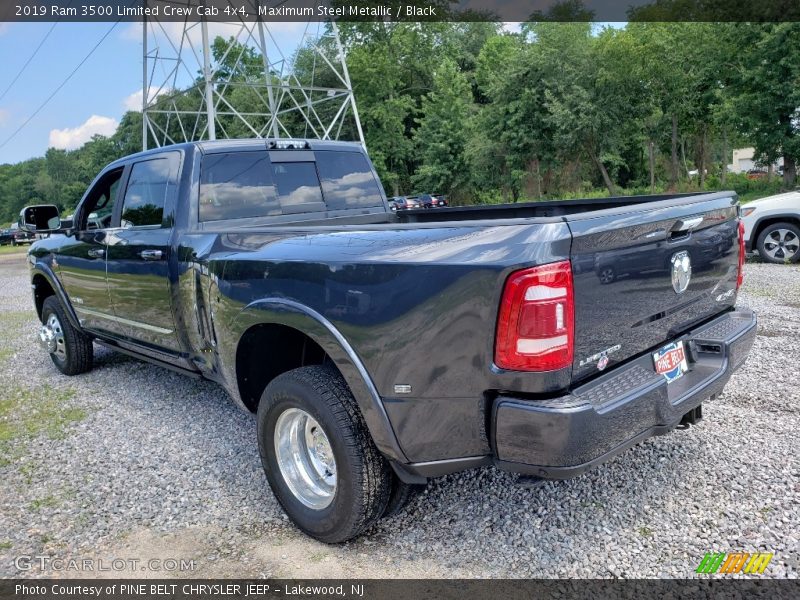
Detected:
[{"left": 653, "top": 341, "right": 688, "bottom": 383}]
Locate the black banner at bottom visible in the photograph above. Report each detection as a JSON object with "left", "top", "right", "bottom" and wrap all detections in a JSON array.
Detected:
[{"left": 1, "top": 579, "right": 798, "bottom": 600}]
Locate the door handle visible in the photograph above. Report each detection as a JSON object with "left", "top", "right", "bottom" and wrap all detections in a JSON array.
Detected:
[
  {"left": 87, "top": 248, "right": 105, "bottom": 258},
  {"left": 139, "top": 249, "right": 164, "bottom": 261}
]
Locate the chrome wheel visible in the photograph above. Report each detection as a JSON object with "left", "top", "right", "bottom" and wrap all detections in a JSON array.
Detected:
[
  {"left": 40, "top": 313, "right": 67, "bottom": 362},
  {"left": 274, "top": 408, "right": 337, "bottom": 510},
  {"left": 763, "top": 228, "right": 799, "bottom": 261}
]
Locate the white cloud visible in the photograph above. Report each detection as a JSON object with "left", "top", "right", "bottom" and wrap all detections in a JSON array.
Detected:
[
  {"left": 123, "top": 89, "right": 144, "bottom": 111},
  {"left": 49, "top": 115, "right": 119, "bottom": 150},
  {"left": 0, "top": 24, "right": 10, "bottom": 37},
  {"left": 123, "top": 86, "right": 172, "bottom": 111}
]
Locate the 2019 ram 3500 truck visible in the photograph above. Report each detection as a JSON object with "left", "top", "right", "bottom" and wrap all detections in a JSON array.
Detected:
[{"left": 21, "top": 139, "right": 756, "bottom": 543}]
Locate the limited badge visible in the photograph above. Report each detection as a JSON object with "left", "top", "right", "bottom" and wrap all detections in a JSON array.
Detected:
[{"left": 597, "top": 354, "right": 609, "bottom": 371}]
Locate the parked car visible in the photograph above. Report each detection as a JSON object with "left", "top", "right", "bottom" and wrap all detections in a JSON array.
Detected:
[
  {"left": 21, "top": 140, "right": 755, "bottom": 543},
  {"left": 8, "top": 225, "right": 35, "bottom": 245},
  {"left": 388, "top": 196, "right": 421, "bottom": 211},
  {"left": 746, "top": 169, "right": 769, "bottom": 180},
  {"left": 741, "top": 191, "right": 800, "bottom": 263},
  {"left": 0, "top": 228, "right": 14, "bottom": 245},
  {"left": 416, "top": 193, "right": 436, "bottom": 209},
  {"left": 415, "top": 193, "right": 448, "bottom": 208}
]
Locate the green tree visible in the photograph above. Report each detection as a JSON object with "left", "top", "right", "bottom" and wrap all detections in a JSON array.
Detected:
[
  {"left": 728, "top": 23, "right": 800, "bottom": 186},
  {"left": 411, "top": 59, "right": 472, "bottom": 197}
]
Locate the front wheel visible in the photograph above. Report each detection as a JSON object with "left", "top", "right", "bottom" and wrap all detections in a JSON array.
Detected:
[
  {"left": 257, "top": 365, "right": 392, "bottom": 543},
  {"left": 756, "top": 222, "right": 800, "bottom": 264},
  {"left": 40, "top": 296, "right": 93, "bottom": 375}
]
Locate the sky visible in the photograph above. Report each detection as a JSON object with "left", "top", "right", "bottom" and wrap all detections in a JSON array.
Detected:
[
  {"left": 0, "top": 20, "right": 308, "bottom": 165},
  {"left": 0, "top": 22, "right": 142, "bottom": 164},
  {"left": 0, "top": 20, "right": 624, "bottom": 166}
]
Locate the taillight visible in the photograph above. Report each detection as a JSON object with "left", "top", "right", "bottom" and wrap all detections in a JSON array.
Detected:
[
  {"left": 736, "top": 219, "right": 745, "bottom": 290},
  {"left": 495, "top": 260, "right": 574, "bottom": 371}
]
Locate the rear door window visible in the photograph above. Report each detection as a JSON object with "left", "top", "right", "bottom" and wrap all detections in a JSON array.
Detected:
[{"left": 315, "top": 151, "right": 384, "bottom": 210}]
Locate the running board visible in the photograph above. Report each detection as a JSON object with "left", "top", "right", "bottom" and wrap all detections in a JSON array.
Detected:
[{"left": 94, "top": 339, "right": 203, "bottom": 379}]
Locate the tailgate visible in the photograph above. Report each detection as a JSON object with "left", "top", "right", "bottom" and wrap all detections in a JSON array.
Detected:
[{"left": 567, "top": 194, "right": 740, "bottom": 383}]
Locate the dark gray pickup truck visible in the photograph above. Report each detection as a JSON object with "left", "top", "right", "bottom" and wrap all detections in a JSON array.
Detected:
[{"left": 21, "top": 139, "right": 756, "bottom": 542}]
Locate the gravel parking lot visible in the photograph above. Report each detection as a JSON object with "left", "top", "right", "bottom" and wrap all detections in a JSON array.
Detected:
[{"left": 0, "top": 248, "right": 797, "bottom": 579}]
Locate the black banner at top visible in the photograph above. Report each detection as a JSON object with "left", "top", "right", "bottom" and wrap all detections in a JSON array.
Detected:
[{"left": 2, "top": 0, "right": 800, "bottom": 23}]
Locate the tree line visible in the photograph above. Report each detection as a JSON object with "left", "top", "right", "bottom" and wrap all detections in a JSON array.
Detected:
[{"left": 1, "top": 21, "right": 798, "bottom": 224}]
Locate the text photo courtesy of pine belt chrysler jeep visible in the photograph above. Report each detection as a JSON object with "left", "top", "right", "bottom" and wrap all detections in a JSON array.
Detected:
[{"left": 20, "top": 139, "right": 756, "bottom": 543}]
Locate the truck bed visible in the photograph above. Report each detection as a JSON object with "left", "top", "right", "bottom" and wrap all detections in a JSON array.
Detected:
[{"left": 398, "top": 193, "right": 707, "bottom": 223}]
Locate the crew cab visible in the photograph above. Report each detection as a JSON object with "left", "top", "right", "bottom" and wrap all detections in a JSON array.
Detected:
[{"left": 21, "top": 139, "right": 756, "bottom": 543}]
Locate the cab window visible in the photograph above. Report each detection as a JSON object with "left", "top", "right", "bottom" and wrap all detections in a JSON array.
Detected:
[
  {"left": 199, "top": 152, "right": 280, "bottom": 221},
  {"left": 271, "top": 162, "right": 325, "bottom": 215},
  {"left": 120, "top": 158, "right": 173, "bottom": 228},
  {"left": 81, "top": 168, "right": 123, "bottom": 230},
  {"left": 315, "top": 151, "right": 384, "bottom": 210}
]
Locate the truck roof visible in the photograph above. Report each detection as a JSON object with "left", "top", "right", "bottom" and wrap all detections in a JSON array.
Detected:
[{"left": 107, "top": 138, "right": 364, "bottom": 168}]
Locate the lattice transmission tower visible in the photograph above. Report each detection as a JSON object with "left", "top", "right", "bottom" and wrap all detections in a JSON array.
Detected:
[{"left": 141, "top": 1, "right": 364, "bottom": 150}]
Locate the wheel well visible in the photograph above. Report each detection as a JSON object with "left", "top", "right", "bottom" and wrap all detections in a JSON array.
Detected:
[
  {"left": 235, "top": 323, "right": 331, "bottom": 412},
  {"left": 753, "top": 216, "right": 800, "bottom": 247},
  {"left": 32, "top": 274, "right": 55, "bottom": 321}
]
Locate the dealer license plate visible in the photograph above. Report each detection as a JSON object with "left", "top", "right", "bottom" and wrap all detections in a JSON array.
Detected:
[{"left": 653, "top": 341, "right": 688, "bottom": 383}]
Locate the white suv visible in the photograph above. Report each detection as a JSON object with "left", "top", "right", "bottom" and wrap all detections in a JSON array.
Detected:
[{"left": 741, "top": 191, "right": 800, "bottom": 263}]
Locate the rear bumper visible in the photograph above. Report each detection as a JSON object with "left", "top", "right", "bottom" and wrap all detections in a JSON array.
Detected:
[{"left": 492, "top": 307, "right": 757, "bottom": 478}]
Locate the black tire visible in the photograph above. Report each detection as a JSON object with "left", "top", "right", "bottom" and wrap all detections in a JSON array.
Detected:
[
  {"left": 756, "top": 222, "right": 800, "bottom": 264},
  {"left": 382, "top": 477, "right": 424, "bottom": 519},
  {"left": 257, "top": 365, "right": 392, "bottom": 543},
  {"left": 41, "top": 296, "right": 93, "bottom": 375}
]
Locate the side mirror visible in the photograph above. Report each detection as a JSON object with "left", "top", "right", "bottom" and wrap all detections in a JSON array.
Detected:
[{"left": 19, "top": 205, "right": 61, "bottom": 232}]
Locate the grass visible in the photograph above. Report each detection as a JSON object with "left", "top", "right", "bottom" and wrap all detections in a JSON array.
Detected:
[
  {"left": 0, "top": 385, "right": 89, "bottom": 461},
  {"left": 29, "top": 495, "right": 59, "bottom": 512},
  {"left": 637, "top": 526, "right": 654, "bottom": 538},
  {"left": 757, "top": 328, "right": 782, "bottom": 338},
  {"left": 744, "top": 287, "right": 776, "bottom": 299},
  {"left": 0, "top": 541, "right": 11, "bottom": 550},
  {"left": 0, "top": 245, "right": 28, "bottom": 256},
  {"left": 0, "top": 311, "right": 36, "bottom": 329}
]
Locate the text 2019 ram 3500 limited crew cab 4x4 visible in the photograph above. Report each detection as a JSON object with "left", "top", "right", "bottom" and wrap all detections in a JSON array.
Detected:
[{"left": 21, "top": 139, "right": 756, "bottom": 542}]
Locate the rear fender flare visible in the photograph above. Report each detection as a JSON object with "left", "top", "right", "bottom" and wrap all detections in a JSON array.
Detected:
[{"left": 231, "top": 298, "right": 408, "bottom": 463}]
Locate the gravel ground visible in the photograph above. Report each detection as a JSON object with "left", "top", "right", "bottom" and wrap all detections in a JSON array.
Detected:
[{"left": 0, "top": 249, "right": 797, "bottom": 579}]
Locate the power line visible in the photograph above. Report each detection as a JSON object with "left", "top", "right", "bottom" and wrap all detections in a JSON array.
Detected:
[
  {"left": 0, "top": 0, "right": 74, "bottom": 102},
  {"left": 0, "top": 21, "right": 121, "bottom": 152}
]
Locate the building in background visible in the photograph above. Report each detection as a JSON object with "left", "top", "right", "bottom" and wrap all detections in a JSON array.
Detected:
[{"left": 729, "top": 148, "right": 784, "bottom": 174}]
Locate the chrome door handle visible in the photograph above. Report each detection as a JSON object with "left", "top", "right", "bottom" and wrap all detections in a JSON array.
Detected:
[
  {"left": 87, "top": 248, "right": 105, "bottom": 258},
  {"left": 139, "top": 249, "right": 164, "bottom": 261}
]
